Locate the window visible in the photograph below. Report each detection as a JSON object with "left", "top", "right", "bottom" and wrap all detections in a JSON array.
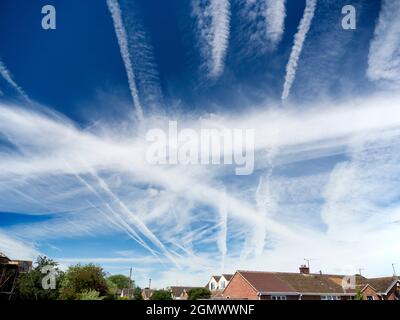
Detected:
[
  {"left": 367, "top": 296, "right": 374, "bottom": 300},
  {"left": 210, "top": 282, "right": 216, "bottom": 290},
  {"left": 321, "top": 296, "right": 340, "bottom": 300},
  {"left": 271, "top": 295, "right": 287, "bottom": 300},
  {"left": 220, "top": 281, "right": 225, "bottom": 289}
]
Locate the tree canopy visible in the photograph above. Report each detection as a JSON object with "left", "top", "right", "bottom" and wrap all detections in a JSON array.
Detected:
[
  {"left": 187, "top": 287, "right": 211, "bottom": 300},
  {"left": 17, "top": 256, "right": 64, "bottom": 300},
  {"left": 150, "top": 289, "right": 173, "bottom": 300},
  {"left": 59, "top": 263, "right": 108, "bottom": 300},
  {"left": 107, "top": 274, "right": 131, "bottom": 290}
]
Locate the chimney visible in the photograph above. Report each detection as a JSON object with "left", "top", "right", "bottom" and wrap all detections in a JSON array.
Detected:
[{"left": 299, "top": 265, "right": 310, "bottom": 274}]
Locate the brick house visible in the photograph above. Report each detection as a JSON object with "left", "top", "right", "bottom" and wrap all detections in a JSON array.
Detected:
[
  {"left": 356, "top": 277, "right": 400, "bottom": 300},
  {"left": 222, "top": 266, "right": 399, "bottom": 300}
]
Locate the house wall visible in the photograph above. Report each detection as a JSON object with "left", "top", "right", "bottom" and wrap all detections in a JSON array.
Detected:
[
  {"left": 222, "top": 273, "right": 259, "bottom": 300},
  {"left": 208, "top": 278, "right": 219, "bottom": 291},
  {"left": 361, "top": 286, "right": 380, "bottom": 300},
  {"left": 385, "top": 283, "right": 400, "bottom": 300},
  {"left": 259, "top": 295, "right": 299, "bottom": 300},
  {"left": 218, "top": 276, "right": 230, "bottom": 290}
]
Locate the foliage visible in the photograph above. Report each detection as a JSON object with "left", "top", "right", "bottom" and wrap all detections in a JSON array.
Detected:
[
  {"left": 150, "top": 289, "right": 173, "bottom": 300},
  {"left": 133, "top": 286, "right": 143, "bottom": 300},
  {"left": 107, "top": 274, "right": 131, "bottom": 290},
  {"left": 354, "top": 289, "right": 364, "bottom": 300},
  {"left": 106, "top": 278, "right": 118, "bottom": 295},
  {"left": 79, "top": 289, "right": 103, "bottom": 300},
  {"left": 188, "top": 288, "right": 211, "bottom": 300},
  {"left": 59, "top": 263, "right": 108, "bottom": 300},
  {"left": 17, "top": 256, "right": 64, "bottom": 300}
]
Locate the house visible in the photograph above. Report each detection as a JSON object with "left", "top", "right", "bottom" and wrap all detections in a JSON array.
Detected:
[
  {"left": 167, "top": 286, "right": 199, "bottom": 300},
  {"left": 141, "top": 287, "right": 154, "bottom": 300},
  {"left": 120, "top": 288, "right": 135, "bottom": 299},
  {"left": 355, "top": 276, "right": 400, "bottom": 300},
  {"left": 0, "top": 252, "right": 19, "bottom": 299},
  {"left": 206, "top": 274, "right": 233, "bottom": 291},
  {"left": 206, "top": 274, "right": 234, "bottom": 298},
  {"left": 222, "top": 266, "right": 400, "bottom": 300},
  {"left": 207, "top": 275, "right": 221, "bottom": 291}
]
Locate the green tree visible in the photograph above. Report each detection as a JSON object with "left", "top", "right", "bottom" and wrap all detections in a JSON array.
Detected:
[
  {"left": 150, "top": 289, "right": 173, "bottom": 300},
  {"left": 17, "top": 256, "right": 64, "bottom": 300},
  {"left": 188, "top": 288, "right": 211, "bottom": 300},
  {"left": 133, "top": 286, "right": 143, "bottom": 300},
  {"left": 107, "top": 274, "right": 131, "bottom": 290},
  {"left": 354, "top": 289, "right": 364, "bottom": 300},
  {"left": 59, "top": 264, "right": 108, "bottom": 300}
]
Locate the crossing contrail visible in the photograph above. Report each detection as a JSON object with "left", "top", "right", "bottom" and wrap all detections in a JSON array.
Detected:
[{"left": 281, "top": 0, "right": 317, "bottom": 102}]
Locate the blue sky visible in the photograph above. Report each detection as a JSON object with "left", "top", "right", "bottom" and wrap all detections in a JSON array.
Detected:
[{"left": 1, "top": 0, "right": 400, "bottom": 288}]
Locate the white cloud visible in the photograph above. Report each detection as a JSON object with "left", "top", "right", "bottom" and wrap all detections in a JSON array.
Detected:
[
  {"left": 282, "top": 0, "right": 317, "bottom": 102},
  {"left": 264, "top": 0, "right": 286, "bottom": 47},
  {"left": 192, "top": 0, "right": 231, "bottom": 78},
  {"left": 106, "top": 0, "right": 143, "bottom": 121},
  {"left": 0, "top": 229, "right": 39, "bottom": 260},
  {"left": 1, "top": 92, "right": 400, "bottom": 284},
  {"left": 367, "top": 0, "right": 400, "bottom": 85}
]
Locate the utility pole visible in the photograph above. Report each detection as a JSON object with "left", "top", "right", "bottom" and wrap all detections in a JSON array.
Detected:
[
  {"left": 392, "top": 263, "right": 397, "bottom": 277},
  {"left": 129, "top": 268, "right": 133, "bottom": 289},
  {"left": 149, "top": 278, "right": 152, "bottom": 290}
]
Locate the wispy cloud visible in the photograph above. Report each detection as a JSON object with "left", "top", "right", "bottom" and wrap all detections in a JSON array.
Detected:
[
  {"left": 264, "top": 0, "right": 286, "bottom": 47},
  {"left": 367, "top": 0, "right": 400, "bottom": 86},
  {"left": 106, "top": 0, "right": 143, "bottom": 121},
  {"left": 281, "top": 0, "right": 317, "bottom": 102},
  {"left": 0, "top": 59, "right": 31, "bottom": 103},
  {"left": 192, "top": 0, "right": 231, "bottom": 78},
  {"left": 1, "top": 92, "right": 400, "bottom": 284},
  {"left": 235, "top": 0, "right": 286, "bottom": 58},
  {"left": 0, "top": 229, "right": 39, "bottom": 260}
]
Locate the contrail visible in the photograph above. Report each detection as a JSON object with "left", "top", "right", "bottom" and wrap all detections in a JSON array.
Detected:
[
  {"left": 0, "top": 59, "right": 31, "bottom": 103},
  {"left": 281, "top": 0, "right": 317, "bottom": 102},
  {"left": 367, "top": 0, "right": 400, "bottom": 84},
  {"left": 106, "top": 0, "right": 144, "bottom": 122},
  {"left": 192, "top": 0, "right": 231, "bottom": 78},
  {"left": 264, "top": 0, "right": 286, "bottom": 47}
]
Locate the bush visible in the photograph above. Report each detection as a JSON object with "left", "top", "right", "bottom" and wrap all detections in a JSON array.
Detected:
[
  {"left": 17, "top": 256, "right": 64, "bottom": 300},
  {"left": 79, "top": 289, "right": 103, "bottom": 300},
  {"left": 188, "top": 288, "right": 211, "bottom": 300},
  {"left": 150, "top": 289, "right": 173, "bottom": 300},
  {"left": 59, "top": 264, "right": 108, "bottom": 300},
  {"left": 133, "top": 286, "right": 143, "bottom": 300}
]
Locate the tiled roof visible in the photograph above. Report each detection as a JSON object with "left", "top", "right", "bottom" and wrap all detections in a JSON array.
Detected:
[
  {"left": 222, "top": 274, "right": 233, "bottom": 281},
  {"left": 212, "top": 276, "right": 221, "bottom": 282},
  {"left": 169, "top": 286, "right": 198, "bottom": 297},
  {"left": 237, "top": 270, "right": 370, "bottom": 295},
  {"left": 364, "top": 277, "right": 399, "bottom": 293},
  {"left": 238, "top": 271, "right": 295, "bottom": 293}
]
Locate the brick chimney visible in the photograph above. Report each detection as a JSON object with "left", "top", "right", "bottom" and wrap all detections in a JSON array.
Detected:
[{"left": 299, "top": 265, "right": 310, "bottom": 274}]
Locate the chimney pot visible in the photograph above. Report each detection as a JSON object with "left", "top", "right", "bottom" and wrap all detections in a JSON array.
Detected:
[{"left": 299, "top": 265, "right": 310, "bottom": 274}]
